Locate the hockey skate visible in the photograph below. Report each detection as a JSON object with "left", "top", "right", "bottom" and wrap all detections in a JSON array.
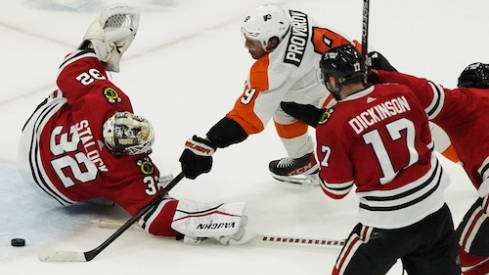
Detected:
[{"left": 269, "top": 152, "right": 319, "bottom": 185}]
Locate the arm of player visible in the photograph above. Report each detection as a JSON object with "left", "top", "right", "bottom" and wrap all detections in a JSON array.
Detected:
[
  {"left": 280, "top": 101, "right": 326, "bottom": 128},
  {"left": 179, "top": 118, "right": 248, "bottom": 180},
  {"left": 366, "top": 51, "right": 397, "bottom": 72}
]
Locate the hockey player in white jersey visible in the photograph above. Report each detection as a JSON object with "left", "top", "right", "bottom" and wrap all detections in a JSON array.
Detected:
[{"left": 179, "top": 4, "right": 360, "bottom": 184}]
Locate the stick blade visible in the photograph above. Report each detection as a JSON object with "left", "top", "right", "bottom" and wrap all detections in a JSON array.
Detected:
[{"left": 38, "top": 250, "right": 87, "bottom": 262}]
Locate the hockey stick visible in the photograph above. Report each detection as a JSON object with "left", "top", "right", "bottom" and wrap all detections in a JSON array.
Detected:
[
  {"left": 361, "top": 0, "right": 370, "bottom": 55},
  {"left": 258, "top": 234, "right": 345, "bottom": 247},
  {"left": 38, "top": 172, "right": 185, "bottom": 262},
  {"left": 97, "top": 219, "right": 345, "bottom": 248}
]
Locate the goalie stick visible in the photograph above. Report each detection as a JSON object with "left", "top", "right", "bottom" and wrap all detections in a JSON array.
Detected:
[
  {"left": 38, "top": 172, "right": 185, "bottom": 262},
  {"left": 361, "top": 0, "right": 370, "bottom": 55},
  {"left": 97, "top": 219, "right": 346, "bottom": 248}
]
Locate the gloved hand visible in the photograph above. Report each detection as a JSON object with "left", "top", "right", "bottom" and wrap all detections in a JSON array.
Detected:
[
  {"left": 281, "top": 102, "right": 326, "bottom": 128},
  {"left": 179, "top": 135, "right": 216, "bottom": 179},
  {"left": 366, "top": 51, "right": 397, "bottom": 72},
  {"left": 82, "top": 4, "right": 140, "bottom": 72}
]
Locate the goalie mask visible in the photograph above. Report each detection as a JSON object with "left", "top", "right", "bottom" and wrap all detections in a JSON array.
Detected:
[
  {"left": 458, "top": 62, "right": 489, "bottom": 88},
  {"left": 83, "top": 4, "right": 140, "bottom": 72},
  {"left": 103, "top": 112, "right": 154, "bottom": 156},
  {"left": 241, "top": 4, "right": 291, "bottom": 52}
]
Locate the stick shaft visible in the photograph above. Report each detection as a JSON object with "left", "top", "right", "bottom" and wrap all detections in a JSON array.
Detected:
[
  {"left": 83, "top": 172, "right": 184, "bottom": 261},
  {"left": 97, "top": 220, "right": 345, "bottom": 248},
  {"left": 39, "top": 172, "right": 185, "bottom": 262},
  {"left": 362, "top": 0, "right": 370, "bottom": 55},
  {"left": 258, "top": 234, "right": 345, "bottom": 247}
]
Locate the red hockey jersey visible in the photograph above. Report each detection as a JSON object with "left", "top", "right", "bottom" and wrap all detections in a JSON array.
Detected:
[
  {"left": 25, "top": 50, "right": 179, "bottom": 236},
  {"left": 376, "top": 70, "right": 489, "bottom": 194},
  {"left": 316, "top": 84, "right": 449, "bottom": 229}
]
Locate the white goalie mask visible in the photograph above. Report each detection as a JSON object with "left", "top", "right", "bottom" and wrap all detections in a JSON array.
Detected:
[
  {"left": 241, "top": 4, "right": 291, "bottom": 52},
  {"left": 102, "top": 111, "right": 154, "bottom": 156},
  {"left": 84, "top": 4, "right": 140, "bottom": 72}
]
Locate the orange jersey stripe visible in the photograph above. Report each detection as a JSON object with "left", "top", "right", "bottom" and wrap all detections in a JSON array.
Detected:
[
  {"left": 440, "top": 144, "right": 459, "bottom": 163},
  {"left": 274, "top": 120, "right": 309, "bottom": 139},
  {"left": 321, "top": 94, "right": 335, "bottom": 108},
  {"left": 226, "top": 54, "right": 270, "bottom": 135}
]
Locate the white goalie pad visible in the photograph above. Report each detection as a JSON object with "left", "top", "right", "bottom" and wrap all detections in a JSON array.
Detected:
[{"left": 171, "top": 199, "right": 247, "bottom": 238}]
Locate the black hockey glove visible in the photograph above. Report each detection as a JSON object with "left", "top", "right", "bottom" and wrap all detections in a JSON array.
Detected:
[
  {"left": 179, "top": 135, "right": 217, "bottom": 180},
  {"left": 366, "top": 51, "right": 397, "bottom": 72},
  {"left": 281, "top": 102, "right": 326, "bottom": 128}
]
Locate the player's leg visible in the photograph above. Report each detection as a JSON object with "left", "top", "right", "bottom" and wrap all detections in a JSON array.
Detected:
[
  {"left": 402, "top": 204, "right": 461, "bottom": 275},
  {"left": 457, "top": 197, "right": 489, "bottom": 274},
  {"left": 459, "top": 248, "right": 489, "bottom": 275},
  {"left": 269, "top": 109, "right": 318, "bottom": 185},
  {"left": 332, "top": 224, "right": 399, "bottom": 275}
]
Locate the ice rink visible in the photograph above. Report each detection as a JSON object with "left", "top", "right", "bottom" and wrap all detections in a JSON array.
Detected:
[{"left": 1, "top": 0, "right": 488, "bottom": 274}]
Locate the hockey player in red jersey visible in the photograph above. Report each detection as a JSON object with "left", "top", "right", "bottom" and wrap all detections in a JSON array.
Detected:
[
  {"left": 281, "top": 45, "right": 460, "bottom": 274},
  {"left": 369, "top": 52, "right": 489, "bottom": 275},
  {"left": 179, "top": 4, "right": 360, "bottom": 185},
  {"left": 17, "top": 4, "right": 251, "bottom": 246}
]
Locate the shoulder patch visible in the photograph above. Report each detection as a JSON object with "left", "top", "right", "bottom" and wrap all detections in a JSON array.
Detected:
[
  {"left": 103, "top": 87, "right": 122, "bottom": 104},
  {"left": 318, "top": 108, "right": 335, "bottom": 125},
  {"left": 136, "top": 157, "right": 155, "bottom": 175}
]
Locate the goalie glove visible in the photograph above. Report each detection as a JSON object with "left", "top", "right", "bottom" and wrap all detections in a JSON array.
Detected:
[
  {"left": 82, "top": 4, "right": 140, "bottom": 72},
  {"left": 281, "top": 102, "right": 326, "bottom": 128},
  {"left": 171, "top": 200, "right": 254, "bottom": 245},
  {"left": 179, "top": 135, "right": 217, "bottom": 179}
]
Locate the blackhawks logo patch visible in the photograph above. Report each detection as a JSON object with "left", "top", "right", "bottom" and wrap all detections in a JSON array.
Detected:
[
  {"left": 136, "top": 157, "right": 155, "bottom": 175},
  {"left": 103, "top": 87, "right": 122, "bottom": 104},
  {"left": 318, "top": 108, "right": 335, "bottom": 125}
]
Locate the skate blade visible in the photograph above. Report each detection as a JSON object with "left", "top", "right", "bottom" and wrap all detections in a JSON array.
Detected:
[{"left": 271, "top": 172, "right": 319, "bottom": 186}]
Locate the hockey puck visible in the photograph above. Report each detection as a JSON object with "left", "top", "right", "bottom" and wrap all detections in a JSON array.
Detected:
[{"left": 11, "top": 238, "right": 25, "bottom": 247}]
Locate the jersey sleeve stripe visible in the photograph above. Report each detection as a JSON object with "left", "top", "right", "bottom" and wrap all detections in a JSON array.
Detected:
[
  {"left": 319, "top": 177, "right": 354, "bottom": 198},
  {"left": 425, "top": 81, "right": 445, "bottom": 120},
  {"left": 57, "top": 50, "right": 99, "bottom": 78},
  {"left": 477, "top": 156, "right": 489, "bottom": 182},
  {"left": 477, "top": 156, "right": 489, "bottom": 196}
]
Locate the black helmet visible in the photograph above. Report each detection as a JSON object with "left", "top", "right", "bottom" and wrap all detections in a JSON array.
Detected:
[
  {"left": 319, "top": 44, "right": 366, "bottom": 85},
  {"left": 458, "top": 62, "right": 489, "bottom": 88}
]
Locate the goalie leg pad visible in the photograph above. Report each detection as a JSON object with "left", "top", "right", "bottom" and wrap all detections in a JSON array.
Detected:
[{"left": 171, "top": 199, "right": 247, "bottom": 238}]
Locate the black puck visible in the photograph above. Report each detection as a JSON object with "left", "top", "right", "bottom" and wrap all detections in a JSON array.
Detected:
[{"left": 11, "top": 238, "right": 25, "bottom": 247}]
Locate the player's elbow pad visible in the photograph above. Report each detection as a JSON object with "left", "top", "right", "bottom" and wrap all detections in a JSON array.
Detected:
[{"left": 206, "top": 117, "right": 248, "bottom": 148}]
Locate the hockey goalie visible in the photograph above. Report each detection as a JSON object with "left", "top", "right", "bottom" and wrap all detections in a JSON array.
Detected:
[{"left": 17, "top": 4, "right": 252, "bottom": 246}]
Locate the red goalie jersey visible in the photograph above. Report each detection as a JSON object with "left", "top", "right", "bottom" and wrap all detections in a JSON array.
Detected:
[
  {"left": 316, "top": 84, "right": 450, "bottom": 229},
  {"left": 19, "top": 50, "right": 179, "bottom": 237}
]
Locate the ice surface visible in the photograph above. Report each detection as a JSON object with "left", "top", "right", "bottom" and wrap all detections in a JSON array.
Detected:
[{"left": 1, "top": 0, "right": 486, "bottom": 274}]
